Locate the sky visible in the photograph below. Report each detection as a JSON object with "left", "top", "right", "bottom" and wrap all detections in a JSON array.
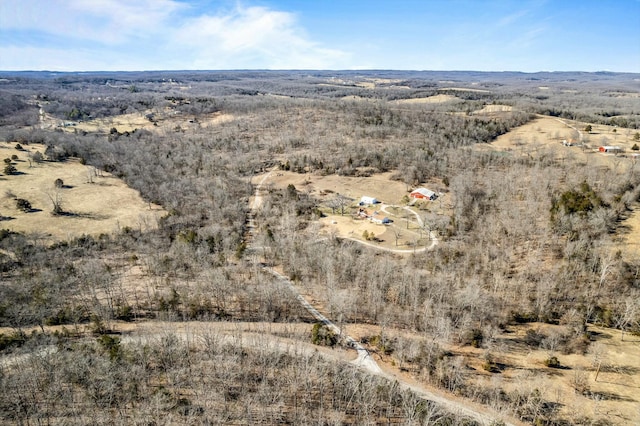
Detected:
[{"left": 0, "top": 0, "right": 639, "bottom": 72}]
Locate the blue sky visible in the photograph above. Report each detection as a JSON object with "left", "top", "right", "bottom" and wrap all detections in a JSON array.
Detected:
[{"left": 1, "top": 0, "right": 638, "bottom": 72}]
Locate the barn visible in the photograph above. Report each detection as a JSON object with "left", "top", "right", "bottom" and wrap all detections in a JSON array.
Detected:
[
  {"left": 599, "top": 146, "right": 622, "bottom": 153},
  {"left": 410, "top": 188, "right": 437, "bottom": 200}
]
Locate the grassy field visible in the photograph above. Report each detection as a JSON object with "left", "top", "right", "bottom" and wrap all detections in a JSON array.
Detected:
[{"left": 0, "top": 142, "right": 164, "bottom": 241}]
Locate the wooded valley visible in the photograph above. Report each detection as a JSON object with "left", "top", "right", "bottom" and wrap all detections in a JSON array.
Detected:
[{"left": 0, "top": 70, "right": 639, "bottom": 425}]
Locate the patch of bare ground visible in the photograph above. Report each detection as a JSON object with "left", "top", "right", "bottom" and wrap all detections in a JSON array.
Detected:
[
  {"left": 354, "top": 81, "right": 376, "bottom": 89},
  {"left": 477, "top": 324, "right": 640, "bottom": 425},
  {"left": 620, "top": 203, "right": 640, "bottom": 259},
  {"left": 48, "top": 108, "right": 234, "bottom": 135},
  {"left": 472, "top": 104, "right": 514, "bottom": 114},
  {"left": 260, "top": 170, "right": 409, "bottom": 205},
  {"left": 393, "top": 94, "right": 460, "bottom": 104},
  {"left": 71, "top": 112, "right": 153, "bottom": 133},
  {"left": 0, "top": 142, "right": 164, "bottom": 241},
  {"left": 197, "top": 111, "right": 235, "bottom": 127},
  {"left": 366, "top": 78, "right": 410, "bottom": 88}
]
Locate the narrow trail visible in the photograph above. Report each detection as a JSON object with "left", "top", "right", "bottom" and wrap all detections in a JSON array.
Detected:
[
  {"left": 266, "top": 268, "right": 382, "bottom": 374},
  {"left": 554, "top": 117, "right": 584, "bottom": 143},
  {"left": 247, "top": 171, "right": 524, "bottom": 426}
]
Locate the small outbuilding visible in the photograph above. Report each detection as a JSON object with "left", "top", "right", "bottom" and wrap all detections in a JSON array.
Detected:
[
  {"left": 360, "top": 196, "right": 379, "bottom": 205},
  {"left": 599, "top": 146, "right": 623, "bottom": 153},
  {"left": 371, "top": 216, "right": 390, "bottom": 225},
  {"left": 410, "top": 188, "right": 437, "bottom": 200}
]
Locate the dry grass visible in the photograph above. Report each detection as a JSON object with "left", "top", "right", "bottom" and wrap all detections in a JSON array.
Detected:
[
  {"left": 344, "top": 322, "right": 640, "bottom": 425},
  {"left": 335, "top": 321, "right": 640, "bottom": 425},
  {"left": 260, "top": 171, "right": 410, "bottom": 205},
  {"left": 620, "top": 204, "right": 640, "bottom": 259},
  {"left": 393, "top": 94, "right": 460, "bottom": 104},
  {"left": 45, "top": 107, "right": 233, "bottom": 135},
  {"left": 472, "top": 324, "right": 640, "bottom": 425},
  {"left": 340, "top": 95, "right": 376, "bottom": 102},
  {"left": 72, "top": 112, "right": 152, "bottom": 133},
  {"left": 0, "top": 142, "right": 164, "bottom": 242},
  {"left": 485, "top": 116, "right": 638, "bottom": 155}
]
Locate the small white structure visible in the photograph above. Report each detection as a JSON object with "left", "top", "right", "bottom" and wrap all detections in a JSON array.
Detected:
[
  {"left": 360, "top": 196, "right": 378, "bottom": 205},
  {"left": 371, "top": 215, "right": 390, "bottom": 225},
  {"left": 410, "top": 188, "right": 437, "bottom": 200}
]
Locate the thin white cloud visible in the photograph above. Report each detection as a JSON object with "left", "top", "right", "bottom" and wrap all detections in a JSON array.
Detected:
[
  {"left": 507, "top": 24, "right": 548, "bottom": 50},
  {"left": 67, "top": 0, "right": 185, "bottom": 42},
  {"left": 172, "top": 6, "right": 349, "bottom": 69},
  {"left": 0, "top": 1, "right": 349, "bottom": 70},
  {"left": 497, "top": 9, "right": 529, "bottom": 27}
]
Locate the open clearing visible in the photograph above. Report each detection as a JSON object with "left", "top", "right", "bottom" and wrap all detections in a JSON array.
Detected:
[
  {"left": 71, "top": 112, "right": 153, "bottom": 133},
  {"left": 264, "top": 171, "right": 411, "bottom": 205},
  {"left": 0, "top": 142, "right": 164, "bottom": 241},
  {"left": 393, "top": 94, "right": 460, "bottom": 104},
  {"left": 257, "top": 170, "right": 449, "bottom": 250},
  {"left": 472, "top": 104, "right": 513, "bottom": 114},
  {"left": 482, "top": 115, "right": 638, "bottom": 157},
  {"left": 46, "top": 108, "right": 234, "bottom": 135}
]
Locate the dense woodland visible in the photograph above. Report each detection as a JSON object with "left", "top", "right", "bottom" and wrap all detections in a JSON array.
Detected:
[{"left": 0, "top": 71, "right": 639, "bottom": 425}]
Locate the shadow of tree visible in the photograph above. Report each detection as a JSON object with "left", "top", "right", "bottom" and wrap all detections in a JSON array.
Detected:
[
  {"left": 583, "top": 390, "right": 636, "bottom": 402},
  {"left": 53, "top": 211, "right": 110, "bottom": 220}
]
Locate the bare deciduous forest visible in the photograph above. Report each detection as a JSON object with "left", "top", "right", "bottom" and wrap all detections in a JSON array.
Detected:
[{"left": 0, "top": 70, "right": 639, "bottom": 425}]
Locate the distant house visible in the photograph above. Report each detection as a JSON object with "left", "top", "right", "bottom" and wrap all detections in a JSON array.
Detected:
[
  {"left": 371, "top": 215, "right": 390, "bottom": 225},
  {"left": 599, "top": 146, "right": 622, "bottom": 153},
  {"left": 360, "top": 196, "right": 378, "bottom": 205},
  {"left": 410, "top": 188, "right": 437, "bottom": 200},
  {"left": 356, "top": 208, "right": 370, "bottom": 219}
]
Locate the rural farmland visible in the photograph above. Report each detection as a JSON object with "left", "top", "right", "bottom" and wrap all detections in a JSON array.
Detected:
[{"left": 0, "top": 70, "right": 639, "bottom": 425}]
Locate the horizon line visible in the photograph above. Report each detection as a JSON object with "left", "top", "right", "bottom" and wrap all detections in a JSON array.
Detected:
[{"left": 1, "top": 69, "right": 638, "bottom": 75}]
